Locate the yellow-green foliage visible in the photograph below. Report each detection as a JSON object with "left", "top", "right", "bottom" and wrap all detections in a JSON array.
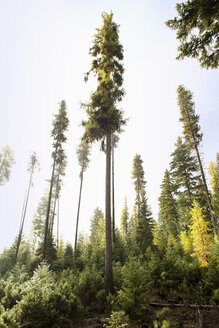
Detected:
[
  {"left": 209, "top": 161, "right": 216, "bottom": 192},
  {"left": 189, "top": 201, "right": 212, "bottom": 267},
  {"left": 180, "top": 231, "right": 193, "bottom": 255},
  {"left": 168, "top": 232, "right": 176, "bottom": 247}
]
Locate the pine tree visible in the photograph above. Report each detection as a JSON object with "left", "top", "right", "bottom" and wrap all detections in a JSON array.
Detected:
[
  {"left": 120, "top": 196, "right": 129, "bottom": 238},
  {"left": 82, "top": 12, "right": 126, "bottom": 295},
  {"left": 158, "top": 170, "right": 179, "bottom": 237},
  {"left": 166, "top": 0, "right": 218, "bottom": 69},
  {"left": 74, "top": 140, "right": 91, "bottom": 258},
  {"left": 63, "top": 243, "right": 74, "bottom": 269},
  {"left": 170, "top": 137, "right": 200, "bottom": 229},
  {"left": 31, "top": 186, "right": 55, "bottom": 250},
  {"left": 177, "top": 85, "right": 217, "bottom": 235},
  {"left": 136, "top": 188, "right": 153, "bottom": 254},
  {"left": 131, "top": 154, "right": 145, "bottom": 212},
  {"left": 90, "top": 207, "right": 105, "bottom": 244},
  {"left": 56, "top": 236, "right": 65, "bottom": 268},
  {"left": 43, "top": 100, "right": 69, "bottom": 260},
  {"left": 36, "top": 232, "right": 57, "bottom": 264},
  {"left": 189, "top": 201, "right": 212, "bottom": 267},
  {"left": 180, "top": 231, "right": 193, "bottom": 255},
  {"left": 15, "top": 152, "right": 39, "bottom": 263},
  {"left": 0, "top": 145, "right": 15, "bottom": 186}
]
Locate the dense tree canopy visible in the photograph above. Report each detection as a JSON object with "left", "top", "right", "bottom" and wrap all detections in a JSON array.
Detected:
[
  {"left": 166, "top": 0, "right": 219, "bottom": 69},
  {"left": 82, "top": 12, "right": 126, "bottom": 295}
]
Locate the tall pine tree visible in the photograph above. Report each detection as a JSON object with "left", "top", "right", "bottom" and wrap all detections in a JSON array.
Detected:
[
  {"left": 43, "top": 100, "right": 69, "bottom": 260},
  {"left": 170, "top": 136, "right": 200, "bottom": 229},
  {"left": 82, "top": 12, "right": 126, "bottom": 295},
  {"left": 177, "top": 85, "right": 217, "bottom": 235}
]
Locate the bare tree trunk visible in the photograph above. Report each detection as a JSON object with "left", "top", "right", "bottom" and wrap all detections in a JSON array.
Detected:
[
  {"left": 194, "top": 144, "right": 217, "bottom": 236},
  {"left": 105, "top": 129, "right": 113, "bottom": 295},
  {"left": 43, "top": 154, "right": 56, "bottom": 260},
  {"left": 57, "top": 197, "right": 60, "bottom": 247},
  {"left": 15, "top": 172, "right": 33, "bottom": 263},
  {"left": 74, "top": 170, "right": 83, "bottom": 259},
  {"left": 51, "top": 196, "right": 57, "bottom": 235},
  {"left": 51, "top": 175, "right": 60, "bottom": 235},
  {"left": 112, "top": 146, "right": 115, "bottom": 243}
]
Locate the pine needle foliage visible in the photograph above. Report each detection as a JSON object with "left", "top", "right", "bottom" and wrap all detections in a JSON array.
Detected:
[
  {"left": 189, "top": 201, "right": 212, "bottom": 267},
  {"left": 166, "top": 0, "right": 219, "bottom": 69}
]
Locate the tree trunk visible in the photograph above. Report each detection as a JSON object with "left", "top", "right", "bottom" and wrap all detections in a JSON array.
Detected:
[
  {"left": 57, "top": 197, "right": 60, "bottom": 247},
  {"left": 43, "top": 154, "right": 56, "bottom": 260},
  {"left": 15, "top": 172, "right": 32, "bottom": 263},
  {"left": 112, "top": 146, "right": 115, "bottom": 243},
  {"left": 194, "top": 144, "right": 218, "bottom": 236},
  {"left": 105, "top": 129, "right": 113, "bottom": 295},
  {"left": 51, "top": 175, "right": 60, "bottom": 235},
  {"left": 74, "top": 170, "right": 83, "bottom": 259}
]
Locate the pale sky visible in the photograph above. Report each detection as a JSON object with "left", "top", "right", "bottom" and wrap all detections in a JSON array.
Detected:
[{"left": 0, "top": 0, "right": 218, "bottom": 252}]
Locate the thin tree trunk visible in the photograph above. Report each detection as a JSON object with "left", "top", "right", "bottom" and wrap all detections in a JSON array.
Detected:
[
  {"left": 57, "top": 197, "right": 60, "bottom": 246},
  {"left": 105, "top": 129, "right": 113, "bottom": 295},
  {"left": 74, "top": 170, "right": 83, "bottom": 259},
  {"left": 51, "top": 175, "right": 60, "bottom": 235},
  {"left": 43, "top": 154, "right": 56, "bottom": 260},
  {"left": 194, "top": 144, "right": 217, "bottom": 235},
  {"left": 15, "top": 172, "right": 32, "bottom": 263},
  {"left": 51, "top": 196, "right": 57, "bottom": 235},
  {"left": 112, "top": 146, "right": 115, "bottom": 243}
]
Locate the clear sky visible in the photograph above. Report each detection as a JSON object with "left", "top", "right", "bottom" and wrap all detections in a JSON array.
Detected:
[{"left": 0, "top": 0, "right": 218, "bottom": 252}]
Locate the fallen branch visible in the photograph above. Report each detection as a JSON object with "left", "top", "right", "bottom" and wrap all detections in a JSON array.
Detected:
[{"left": 149, "top": 302, "right": 219, "bottom": 309}]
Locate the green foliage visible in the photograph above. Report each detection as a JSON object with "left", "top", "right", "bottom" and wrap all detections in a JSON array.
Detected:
[
  {"left": 75, "top": 265, "right": 105, "bottom": 307},
  {"left": 136, "top": 188, "right": 154, "bottom": 255},
  {"left": 90, "top": 207, "right": 105, "bottom": 244},
  {"left": 117, "top": 259, "right": 150, "bottom": 318},
  {"left": 0, "top": 265, "right": 29, "bottom": 309},
  {"left": 177, "top": 85, "right": 202, "bottom": 149},
  {"left": 209, "top": 153, "right": 219, "bottom": 224},
  {"left": 154, "top": 308, "right": 172, "bottom": 328},
  {"left": 76, "top": 140, "right": 91, "bottom": 175},
  {"left": 189, "top": 201, "right": 212, "bottom": 267},
  {"left": 36, "top": 233, "right": 57, "bottom": 265},
  {"left": 82, "top": 12, "right": 126, "bottom": 142},
  {"left": 0, "top": 145, "right": 15, "bottom": 186},
  {"left": 6, "top": 263, "right": 83, "bottom": 328},
  {"left": 120, "top": 197, "right": 129, "bottom": 238},
  {"left": 170, "top": 137, "right": 200, "bottom": 229},
  {"left": 103, "top": 310, "right": 129, "bottom": 328},
  {"left": 158, "top": 170, "right": 179, "bottom": 237},
  {"left": 63, "top": 242, "right": 74, "bottom": 269},
  {"left": 166, "top": 0, "right": 218, "bottom": 69},
  {"left": 132, "top": 154, "right": 145, "bottom": 206}
]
